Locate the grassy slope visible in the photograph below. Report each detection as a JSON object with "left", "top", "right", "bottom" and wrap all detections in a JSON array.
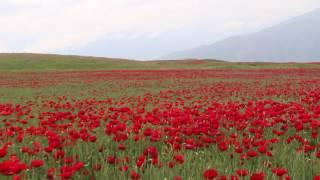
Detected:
[{"left": 0, "top": 53, "right": 319, "bottom": 72}]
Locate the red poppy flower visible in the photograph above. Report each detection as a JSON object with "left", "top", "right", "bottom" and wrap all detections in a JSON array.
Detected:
[
  {"left": 316, "top": 151, "right": 320, "bottom": 158},
  {"left": 314, "top": 175, "right": 320, "bottom": 180},
  {"left": 92, "top": 163, "right": 102, "bottom": 171},
  {"left": 136, "top": 155, "right": 145, "bottom": 168},
  {"left": 130, "top": 171, "right": 140, "bottom": 180},
  {"left": 236, "top": 169, "right": 249, "bottom": 177},
  {"left": 47, "top": 168, "right": 55, "bottom": 179},
  {"left": 247, "top": 150, "right": 258, "bottom": 158},
  {"left": 118, "top": 144, "right": 126, "bottom": 151},
  {"left": 272, "top": 168, "right": 288, "bottom": 177},
  {"left": 119, "top": 165, "right": 128, "bottom": 172},
  {"left": 106, "top": 156, "right": 116, "bottom": 165},
  {"left": 31, "top": 159, "right": 44, "bottom": 168},
  {"left": 173, "top": 154, "right": 184, "bottom": 164},
  {"left": 0, "top": 148, "right": 7, "bottom": 158},
  {"left": 218, "top": 142, "right": 228, "bottom": 151},
  {"left": 203, "top": 168, "right": 218, "bottom": 180},
  {"left": 250, "top": 172, "right": 265, "bottom": 180},
  {"left": 229, "top": 175, "right": 239, "bottom": 180},
  {"left": 0, "top": 157, "right": 27, "bottom": 176},
  {"left": 173, "top": 176, "right": 182, "bottom": 180},
  {"left": 257, "top": 146, "right": 267, "bottom": 154}
]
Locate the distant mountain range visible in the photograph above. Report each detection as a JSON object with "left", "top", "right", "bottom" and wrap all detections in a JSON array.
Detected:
[
  {"left": 59, "top": 30, "right": 228, "bottom": 60},
  {"left": 165, "top": 8, "right": 320, "bottom": 62}
]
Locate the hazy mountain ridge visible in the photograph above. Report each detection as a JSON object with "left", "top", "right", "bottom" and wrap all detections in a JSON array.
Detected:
[
  {"left": 165, "top": 8, "right": 320, "bottom": 62},
  {"left": 59, "top": 30, "right": 231, "bottom": 60}
]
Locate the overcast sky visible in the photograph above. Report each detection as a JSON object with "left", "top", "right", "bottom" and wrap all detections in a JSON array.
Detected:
[{"left": 0, "top": 0, "right": 319, "bottom": 58}]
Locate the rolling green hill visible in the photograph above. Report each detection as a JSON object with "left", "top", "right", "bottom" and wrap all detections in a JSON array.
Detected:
[{"left": 0, "top": 53, "right": 318, "bottom": 72}]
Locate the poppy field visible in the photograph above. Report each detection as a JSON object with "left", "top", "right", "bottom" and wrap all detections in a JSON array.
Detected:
[{"left": 1, "top": 67, "right": 320, "bottom": 179}]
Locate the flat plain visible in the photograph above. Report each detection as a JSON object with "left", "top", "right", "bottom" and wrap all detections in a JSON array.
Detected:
[{"left": 0, "top": 53, "right": 320, "bottom": 179}]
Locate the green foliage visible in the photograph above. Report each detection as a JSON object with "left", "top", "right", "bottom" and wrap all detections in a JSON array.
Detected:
[{"left": 0, "top": 53, "right": 318, "bottom": 72}]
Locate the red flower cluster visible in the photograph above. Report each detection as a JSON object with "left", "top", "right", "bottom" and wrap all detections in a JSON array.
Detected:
[
  {"left": 0, "top": 156, "right": 27, "bottom": 176},
  {"left": 0, "top": 69, "right": 320, "bottom": 179}
]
